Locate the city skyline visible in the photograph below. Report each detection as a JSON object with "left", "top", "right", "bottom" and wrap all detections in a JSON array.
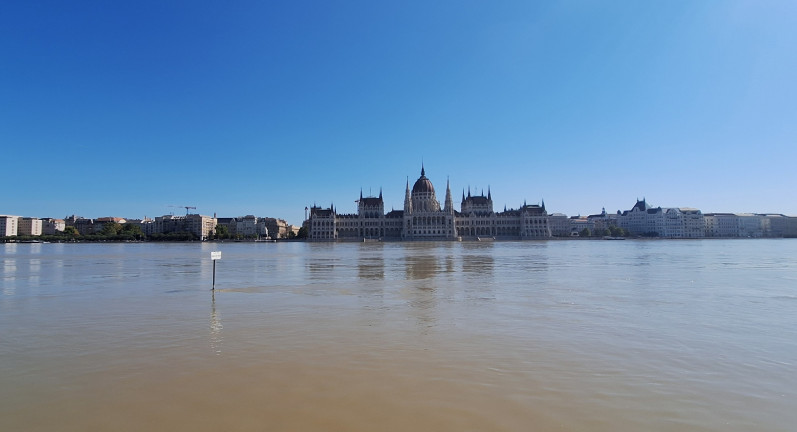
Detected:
[{"left": 2, "top": 2, "right": 796, "bottom": 225}]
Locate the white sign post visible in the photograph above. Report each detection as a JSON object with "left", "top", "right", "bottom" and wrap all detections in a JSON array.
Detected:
[{"left": 211, "top": 251, "right": 221, "bottom": 290}]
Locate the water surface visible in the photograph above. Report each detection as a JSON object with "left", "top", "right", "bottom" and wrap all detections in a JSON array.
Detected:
[{"left": 1, "top": 240, "right": 796, "bottom": 431}]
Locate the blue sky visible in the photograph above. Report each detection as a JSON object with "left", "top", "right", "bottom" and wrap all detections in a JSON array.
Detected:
[{"left": 2, "top": 1, "right": 795, "bottom": 225}]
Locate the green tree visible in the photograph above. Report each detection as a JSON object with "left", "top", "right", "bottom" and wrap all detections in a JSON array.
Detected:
[
  {"left": 296, "top": 226, "right": 308, "bottom": 239},
  {"left": 579, "top": 228, "right": 591, "bottom": 237},
  {"left": 121, "top": 223, "right": 144, "bottom": 240},
  {"left": 63, "top": 226, "right": 79, "bottom": 236},
  {"left": 608, "top": 226, "right": 628, "bottom": 237},
  {"left": 215, "top": 224, "right": 230, "bottom": 239},
  {"left": 100, "top": 222, "right": 122, "bottom": 236}
]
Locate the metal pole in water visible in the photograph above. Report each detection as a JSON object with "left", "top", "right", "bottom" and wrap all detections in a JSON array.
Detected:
[{"left": 210, "top": 251, "right": 221, "bottom": 290}]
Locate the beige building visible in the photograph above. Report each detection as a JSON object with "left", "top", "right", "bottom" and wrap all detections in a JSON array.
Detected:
[
  {"left": 0, "top": 215, "right": 20, "bottom": 237},
  {"left": 42, "top": 218, "right": 66, "bottom": 235},
  {"left": 308, "top": 166, "right": 551, "bottom": 241},
  {"left": 548, "top": 213, "right": 571, "bottom": 237},
  {"left": 263, "top": 217, "right": 291, "bottom": 239},
  {"left": 18, "top": 217, "right": 43, "bottom": 236},
  {"left": 153, "top": 214, "right": 217, "bottom": 240}
]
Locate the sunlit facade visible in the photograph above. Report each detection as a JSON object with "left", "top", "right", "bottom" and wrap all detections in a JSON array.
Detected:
[{"left": 306, "top": 166, "right": 551, "bottom": 241}]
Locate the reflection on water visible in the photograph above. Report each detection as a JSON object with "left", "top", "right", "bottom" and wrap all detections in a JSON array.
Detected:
[
  {"left": 2, "top": 241, "right": 797, "bottom": 432},
  {"left": 306, "top": 255, "right": 337, "bottom": 281},
  {"left": 357, "top": 254, "right": 384, "bottom": 280},
  {"left": 2, "top": 258, "right": 16, "bottom": 296},
  {"left": 210, "top": 292, "right": 223, "bottom": 355},
  {"left": 404, "top": 254, "right": 438, "bottom": 280}
]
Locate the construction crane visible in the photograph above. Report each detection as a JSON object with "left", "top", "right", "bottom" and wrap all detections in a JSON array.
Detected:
[{"left": 168, "top": 205, "right": 197, "bottom": 215}]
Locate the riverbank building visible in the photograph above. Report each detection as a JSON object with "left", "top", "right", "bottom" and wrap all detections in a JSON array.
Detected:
[{"left": 306, "top": 166, "right": 551, "bottom": 241}]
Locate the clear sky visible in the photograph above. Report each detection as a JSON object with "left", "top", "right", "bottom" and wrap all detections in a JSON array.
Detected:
[{"left": 2, "top": 1, "right": 795, "bottom": 225}]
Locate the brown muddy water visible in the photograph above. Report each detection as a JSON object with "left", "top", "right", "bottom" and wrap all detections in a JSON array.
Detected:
[{"left": 2, "top": 240, "right": 796, "bottom": 431}]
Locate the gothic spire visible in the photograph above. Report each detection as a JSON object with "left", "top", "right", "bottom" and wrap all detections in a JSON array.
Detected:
[
  {"left": 404, "top": 177, "right": 412, "bottom": 213},
  {"left": 444, "top": 176, "right": 453, "bottom": 213}
]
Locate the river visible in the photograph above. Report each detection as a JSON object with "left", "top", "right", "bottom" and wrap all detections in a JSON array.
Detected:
[{"left": 1, "top": 240, "right": 796, "bottom": 431}]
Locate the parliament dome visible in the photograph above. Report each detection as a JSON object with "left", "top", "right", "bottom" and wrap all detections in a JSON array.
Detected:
[{"left": 412, "top": 167, "right": 435, "bottom": 194}]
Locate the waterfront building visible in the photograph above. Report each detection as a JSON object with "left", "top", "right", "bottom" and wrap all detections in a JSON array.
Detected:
[
  {"left": 0, "top": 215, "right": 20, "bottom": 236},
  {"left": 569, "top": 216, "right": 593, "bottom": 236},
  {"left": 130, "top": 218, "right": 157, "bottom": 236},
  {"left": 759, "top": 214, "right": 791, "bottom": 238},
  {"left": 618, "top": 199, "right": 705, "bottom": 238},
  {"left": 736, "top": 213, "right": 764, "bottom": 238},
  {"left": 307, "top": 166, "right": 551, "bottom": 241},
  {"left": 704, "top": 213, "right": 739, "bottom": 238},
  {"left": 678, "top": 208, "right": 706, "bottom": 238},
  {"left": 153, "top": 214, "right": 217, "bottom": 240},
  {"left": 186, "top": 214, "right": 217, "bottom": 240},
  {"left": 236, "top": 215, "right": 268, "bottom": 238},
  {"left": 18, "top": 217, "right": 43, "bottom": 236},
  {"left": 262, "top": 217, "right": 291, "bottom": 239},
  {"left": 65, "top": 215, "right": 98, "bottom": 235},
  {"left": 548, "top": 213, "right": 571, "bottom": 237},
  {"left": 215, "top": 217, "right": 237, "bottom": 235},
  {"left": 41, "top": 218, "right": 66, "bottom": 235},
  {"left": 703, "top": 213, "right": 797, "bottom": 238},
  {"left": 96, "top": 217, "right": 127, "bottom": 231},
  {"left": 587, "top": 208, "right": 619, "bottom": 234}
]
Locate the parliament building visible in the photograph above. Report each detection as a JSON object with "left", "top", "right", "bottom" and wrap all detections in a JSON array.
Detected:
[{"left": 306, "top": 166, "right": 551, "bottom": 241}]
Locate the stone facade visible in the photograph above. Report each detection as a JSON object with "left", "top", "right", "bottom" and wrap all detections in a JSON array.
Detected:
[
  {"left": 618, "top": 199, "right": 705, "bottom": 238},
  {"left": 307, "top": 166, "right": 551, "bottom": 241}
]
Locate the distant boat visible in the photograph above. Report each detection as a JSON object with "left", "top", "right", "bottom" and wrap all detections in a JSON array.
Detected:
[{"left": 603, "top": 236, "right": 626, "bottom": 240}]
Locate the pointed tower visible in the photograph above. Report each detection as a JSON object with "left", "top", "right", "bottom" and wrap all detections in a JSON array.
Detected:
[
  {"left": 444, "top": 177, "right": 453, "bottom": 213},
  {"left": 404, "top": 177, "right": 412, "bottom": 214}
]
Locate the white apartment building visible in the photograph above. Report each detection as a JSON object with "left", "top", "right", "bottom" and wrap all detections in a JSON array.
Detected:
[
  {"left": 548, "top": 213, "right": 571, "bottom": 237},
  {"left": 619, "top": 199, "right": 704, "bottom": 238},
  {"left": 737, "top": 213, "right": 764, "bottom": 238},
  {"left": 235, "top": 215, "right": 269, "bottom": 238},
  {"left": 0, "top": 215, "right": 20, "bottom": 236}
]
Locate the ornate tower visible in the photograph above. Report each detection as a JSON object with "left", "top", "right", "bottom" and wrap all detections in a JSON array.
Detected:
[
  {"left": 444, "top": 177, "right": 454, "bottom": 213},
  {"left": 404, "top": 177, "right": 412, "bottom": 214}
]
